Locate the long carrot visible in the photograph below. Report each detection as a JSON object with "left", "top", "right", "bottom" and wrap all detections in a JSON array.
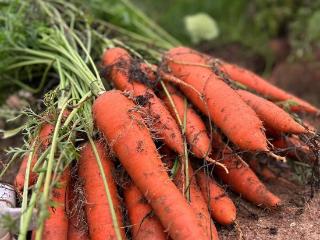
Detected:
[
  {"left": 217, "top": 61, "right": 319, "bottom": 113},
  {"left": 124, "top": 182, "right": 168, "bottom": 240},
  {"left": 237, "top": 89, "right": 306, "bottom": 134},
  {"left": 173, "top": 163, "right": 219, "bottom": 240},
  {"left": 196, "top": 170, "right": 236, "bottom": 225},
  {"left": 165, "top": 47, "right": 267, "bottom": 151},
  {"left": 102, "top": 47, "right": 183, "bottom": 154},
  {"left": 78, "top": 141, "right": 125, "bottom": 240},
  {"left": 93, "top": 90, "right": 207, "bottom": 240},
  {"left": 15, "top": 123, "right": 54, "bottom": 192}
]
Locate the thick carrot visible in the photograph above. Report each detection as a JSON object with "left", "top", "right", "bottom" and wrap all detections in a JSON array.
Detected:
[
  {"left": 196, "top": 170, "right": 236, "bottom": 225},
  {"left": 237, "top": 89, "right": 306, "bottom": 134},
  {"left": 173, "top": 163, "right": 219, "bottom": 240},
  {"left": 93, "top": 90, "right": 207, "bottom": 240},
  {"left": 165, "top": 47, "right": 267, "bottom": 151},
  {"left": 15, "top": 123, "right": 54, "bottom": 192},
  {"left": 102, "top": 47, "right": 183, "bottom": 154},
  {"left": 38, "top": 168, "right": 70, "bottom": 240},
  {"left": 124, "top": 183, "right": 168, "bottom": 240},
  {"left": 218, "top": 61, "right": 319, "bottom": 113},
  {"left": 79, "top": 141, "right": 125, "bottom": 240},
  {"left": 161, "top": 84, "right": 211, "bottom": 158}
]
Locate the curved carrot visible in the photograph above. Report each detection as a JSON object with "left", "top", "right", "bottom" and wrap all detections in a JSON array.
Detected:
[
  {"left": 124, "top": 183, "right": 167, "bottom": 240},
  {"left": 102, "top": 47, "right": 183, "bottom": 154},
  {"left": 93, "top": 90, "right": 207, "bottom": 240},
  {"left": 173, "top": 164, "right": 219, "bottom": 240},
  {"left": 79, "top": 142, "right": 125, "bottom": 240},
  {"left": 15, "top": 123, "right": 54, "bottom": 192},
  {"left": 196, "top": 170, "right": 236, "bottom": 225},
  {"left": 165, "top": 47, "right": 267, "bottom": 151},
  {"left": 237, "top": 89, "right": 306, "bottom": 134},
  {"left": 218, "top": 61, "right": 319, "bottom": 113}
]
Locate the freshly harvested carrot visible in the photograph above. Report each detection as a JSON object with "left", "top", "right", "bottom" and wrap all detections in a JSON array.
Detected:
[
  {"left": 196, "top": 170, "right": 236, "bottom": 225},
  {"left": 15, "top": 123, "right": 54, "bottom": 192},
  {"left": 78, "top": 142, "right": 125, "bottom": 240},
  {"left": 165, "top": 47, "right": 267, "bottom": 151},
  {"left": 124, "top": 183, "right": 168, "bottom": 240},
  {"left": 40, "top": 168, "right": 70, "bottom": 240},
  {"left": 237, "top": 89, "right": 306, "bottom": 134},
  {"left": 173, "top": 163, "right": 219, "bottom": 240},
  {"left": 218, "top": 61, "right": 319, "bottom": 113},
  {"left": 102, "top": 47, "right": 183, "bottom": 154},
  {"left": 93, "top": 90, "right": 207, "bottom": 240}
]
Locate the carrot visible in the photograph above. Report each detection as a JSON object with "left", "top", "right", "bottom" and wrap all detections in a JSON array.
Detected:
[
  {"left": 173, "top": 163, "right": 219, "bottom": 240},
  {"left": 165, "top": 47, "right": 267, "bottom": 151},
  {"left": 102, "top": 47, "right": 183, "bottom": 154},
  {"left": 93, "top": 90, "right": 207, "bottom": 240},
  {"left": 124, "top": 182, "right": 168, "bottom": 240},
  {"left": 15, "top": 123, "right": 54, "bottom": 192},
  {"left": 218, "top": 61, "right": 319, "bottom": 113},
  {"left": 78, "top": 141, "right": 125, "bottom": 240},
  {"left": 237, "top": 89, "right": 306, "bottom": 134},
  {"left": 196, "top": 170, "right": 236, "bottom": 225},
  {"left": 37, "top": 168, "right": 70, "bottom": 240}
]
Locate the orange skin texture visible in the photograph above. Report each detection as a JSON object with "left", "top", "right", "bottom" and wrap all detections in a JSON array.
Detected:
[
  {"left": 15, "top": 124, "right": 54, "bottom": 192},
  {"left": 219, "top": 62, "right": 318, "bottom": 113},
  {"left": 124, "top": 183, "right": 168, "bottom": 240},
  {"left": 173, "top": 164, "right": 219, "bottom": 240},
  {"left": 78, "top": 142, "right": 125, "bottom": 240},
  {"left": 39, "top": 168, "right": 70, "bottom": 240},
  {"left": 102, "top": 47, "right": 183, "bottom": 154},
  {"left": 161, "top": 84, "right": 211, "bottom": 158},
  {"left": 237, "top": 89, "right": 306, "bottom": 134},
  {"left": 196, "top": 170, "right": 237, "bottom": 225},
  {"left": 165, "top": 47, "right": 267, "bottom": 151},
  {"left": 93, "top": 90, "right": 207, "bottom": 240}
]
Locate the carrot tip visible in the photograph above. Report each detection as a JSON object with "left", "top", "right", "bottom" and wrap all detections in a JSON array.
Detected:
[{"left": 267, "top": 152, "right": 286, "bottom": 162}]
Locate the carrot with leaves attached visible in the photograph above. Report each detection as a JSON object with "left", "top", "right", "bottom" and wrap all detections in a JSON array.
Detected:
[
  {"left": 164, "top": 47, "right": 267, "bottom": 152},
  {"left": 93, "top": 90, "right": 207, "bottom": 240},
  {"left": 79, "top": 141, "right": 125, "bottom": 240}
]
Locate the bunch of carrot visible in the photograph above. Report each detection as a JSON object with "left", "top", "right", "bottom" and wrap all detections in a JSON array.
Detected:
[{"left": 14, "top": 46, "right": 319, "bottom": 240}]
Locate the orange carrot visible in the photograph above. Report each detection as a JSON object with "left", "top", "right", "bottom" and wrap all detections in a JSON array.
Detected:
[
  {"left": 165, "top": 47, "right": 267, "bottom": 151},
  {"left": 237, "top": 89, "right": 306, "bottom": 134},
  {"left": 173, "top": 163, "right": 219, "bottom": 240},
  {"left": 218, "top": 61, "right": 319, "bottom": 113},
  {"left": 79, "top": 141, "right": 125, "bottom": 240},
  {"left": 93, "top": 90, "right": 207, "bottom": 240},
  {"left": 124, "top": 183, "right": 168, "bottom": 240},
  {"left": 15, "top": 123, "right": 54, "bottom": 192},
  {"left": 102, "top": 47, "right": 183, "bottom": 154},
  {"left": 196, "top": 170, "right": 236, "bottom": 225}
]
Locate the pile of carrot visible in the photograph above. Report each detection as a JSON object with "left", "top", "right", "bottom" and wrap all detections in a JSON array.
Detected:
[{"left": 15, "top": 46, "right": 319, "bottom": 240}]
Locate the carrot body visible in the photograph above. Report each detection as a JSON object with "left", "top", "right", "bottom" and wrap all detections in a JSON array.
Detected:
[
  {"left": 237, "top": 89, "right": 306, "bottom": 134},
  {"left": 124, "top": 183, "right": 167, "bottom": 240},
  {"left": 15, "top": 123, "right": 54, "bottom": 192},
  {"left": 102, "top": 47, "right": 183, "bottom": 154},
  {"left": 79, "top": 142, "right": 125, "bottom": 240},
  {"left": 41, "top": 168, "right": 70, "bottom": 240},
  {"left": 161, "top": 84, "right": 211, "bottom": 158},
  {"left": 165, "top": 47, "right": 267, "bottom": 151},
  {"left": 219, "top": 61, "right": 318, "bottom": 113},
  {"left": 196, "top": 170, "right": 236, "bottom": 225},
  {"left": 173, "top": 164, "right": 219, "bottom": 240},
  {"left": 93, "top": 90, "right": 207, "bottom": 240}
]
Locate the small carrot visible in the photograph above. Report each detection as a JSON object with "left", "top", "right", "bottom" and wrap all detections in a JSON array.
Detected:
[
  {"left": 237, "top": 89, "right": 306, "bottom": 134},
  {"left": 93, "top": 90, "right": 207, "bottom": 240},
  {"left": 102, "top": 47, "right": 184, "bottom": 154},
  {"left": 78, "top": 141, "right": 125, "bottom": 240},
  {"left": 196, "top": 170, "right": 236, "bottom": 225},
  {"left": 165, "top": 47, "right": 267, "bottom": 151},
  {"left": 124, "top": 182, "right": 168, "bottom": 240}
]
